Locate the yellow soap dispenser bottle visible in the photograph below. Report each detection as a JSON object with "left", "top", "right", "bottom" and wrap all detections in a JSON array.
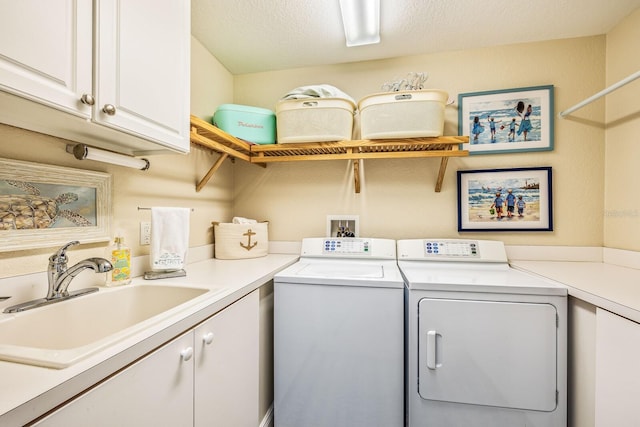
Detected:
[{"left": 107, "top": 236, "right": 132, "bottom": 286}]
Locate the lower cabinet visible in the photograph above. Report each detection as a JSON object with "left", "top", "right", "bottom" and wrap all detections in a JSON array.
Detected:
[
  {"left": 594, "top": 308, "right": 640, "bottom": 427},
  {"left": 195, "top": 290, "right": 259, "bottom": 427},
  {"left": 33, "top": 290, "right": 259, "bottom": 427}
]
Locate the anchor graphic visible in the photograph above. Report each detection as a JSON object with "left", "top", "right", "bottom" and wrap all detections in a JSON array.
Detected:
[{"left": 240, "top": 228, "right": 258, "bottom": 251}]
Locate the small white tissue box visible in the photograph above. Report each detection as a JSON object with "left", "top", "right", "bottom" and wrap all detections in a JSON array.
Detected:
[{"left": 213, "top": 222, "right": 268, "bottom": 259}]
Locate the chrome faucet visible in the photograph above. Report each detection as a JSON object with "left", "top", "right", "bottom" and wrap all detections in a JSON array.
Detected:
[
  {"left": 46, "top": 241, "right": 113, "bottom": 298},
  {"left": 3, "top": 241, "right": 113, "bottom": 313}
]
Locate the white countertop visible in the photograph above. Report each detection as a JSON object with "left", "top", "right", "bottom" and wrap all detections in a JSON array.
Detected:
[
  {"left": 0, "top": 254, "right": 298, "bottom": 426},
  {"left": 511, "top": 260, "right": 640, "bottom": 323}
]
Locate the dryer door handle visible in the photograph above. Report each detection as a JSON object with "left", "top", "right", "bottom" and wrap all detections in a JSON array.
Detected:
[{"left": 426, "top": 330, "right": 441, "bottom": 369}]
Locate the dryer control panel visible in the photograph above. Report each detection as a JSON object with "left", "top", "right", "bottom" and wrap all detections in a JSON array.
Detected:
[
  {"left": 424, "top": 240, "right": 479, "bottom": 258},
  {"left": 397, "top": 238, "right": 508, "bottom": 263}
]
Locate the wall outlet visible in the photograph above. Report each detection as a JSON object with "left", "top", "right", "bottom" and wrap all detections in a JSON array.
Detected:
[{"left": 140, "top": 221, "right": 151, "bottom": 245}]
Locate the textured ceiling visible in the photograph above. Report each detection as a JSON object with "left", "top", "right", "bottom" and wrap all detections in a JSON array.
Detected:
[{"left": 192, "top": 0, "right": 640, "bottom": 75}]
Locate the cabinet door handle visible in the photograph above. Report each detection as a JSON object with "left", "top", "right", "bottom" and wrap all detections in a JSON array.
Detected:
[
  {"left": 203, "top": 332, "right": 214, "bottom": 345},
  {"left": 80, "top": 94, "right": 95, "bottom": 106},
  {"left": 180, "top": 347, "right": 194, "bottom": 361},
  {"left": 102, "top": 104, "right": 117, "bottom": 115}
]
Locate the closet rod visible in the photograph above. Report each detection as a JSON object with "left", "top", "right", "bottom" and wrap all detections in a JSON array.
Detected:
[{"left": 559, "top": 69, "right": 640, "bottom": 117}]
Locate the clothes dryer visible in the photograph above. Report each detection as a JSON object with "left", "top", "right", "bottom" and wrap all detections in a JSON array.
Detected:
[
  {"left": 274, "top": 238, "right": 404, "bottom": 427},
  {"left": 398, "top": 238, "right": 567, "bottom": 427}
]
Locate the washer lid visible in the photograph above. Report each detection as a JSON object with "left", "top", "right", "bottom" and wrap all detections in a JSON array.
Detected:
[
  {"left": 297, "top": 263, "right": 383, "bottom": 278},
  {"left": 275, "top": 259, "right": 405, "bottom": 288}
]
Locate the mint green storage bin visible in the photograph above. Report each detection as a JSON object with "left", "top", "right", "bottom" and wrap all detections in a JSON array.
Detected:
[{"left": 212, "top": 104, "right": 276, "bottom": 144}]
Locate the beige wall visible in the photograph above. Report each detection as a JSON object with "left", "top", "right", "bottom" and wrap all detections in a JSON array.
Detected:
[
  {"left": 0, "top": 37, "right": 234, "bottom": 278},
  {"left": 3, "top": 16, "right": 639, "bottom": 278},
  {"left": 604, "top": 8, "right": 640, "bottom": 251},
  {"left": 232, "top": 36, "right": 606, "bottom": 245}
]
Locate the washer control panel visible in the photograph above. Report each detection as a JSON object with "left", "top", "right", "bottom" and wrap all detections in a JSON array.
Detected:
[
  {"left": 300, "top": 237, "right": 396, "bottom": 259},
  {"left": 423, "top": 240, "right": 479, "bottom": 258},
  {"left": 323, "top": 238, "right": 371, "bottom": 255}
]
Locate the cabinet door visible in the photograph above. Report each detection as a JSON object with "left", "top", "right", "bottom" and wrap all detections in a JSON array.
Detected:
[
  {"left": 0, "top": 0, "right": 92, "bottom": 116},
  {"left": 34, "top": 332, "right": 195, "bottom": 427},
  {"left": 194, "top": 290, "right": 260, "bottom": 427},
  {"left": 94, "top": 0, "right": 190, "bottom": 152},
  {"left": 595, "top": 308, "right": 640, "bottom": 426}
]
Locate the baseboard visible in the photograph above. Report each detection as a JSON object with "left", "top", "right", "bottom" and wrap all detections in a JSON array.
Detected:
[{"left": 259, "top": 404, "right": 274, "bottom": 427}]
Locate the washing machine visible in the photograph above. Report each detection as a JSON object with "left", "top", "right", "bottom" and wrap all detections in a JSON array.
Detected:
[
  {"left": 398, "top": 238, "right": 567, "bottom": 427},
  {"left": 274, "top": 237, "right": 405, "bottom": 427}
]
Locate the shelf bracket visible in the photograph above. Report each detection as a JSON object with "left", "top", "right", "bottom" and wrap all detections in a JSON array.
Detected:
[
  {"left": 435, "top": 156, "right": 449, "bottom": 193},
  {"left": 353, "top": 159, "right": 361, "bottom": 194},
  {"left": 196, "top": 153, "right": 229, "bottom": 192}
]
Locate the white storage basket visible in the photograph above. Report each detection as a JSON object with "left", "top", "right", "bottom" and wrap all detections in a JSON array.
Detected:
[
  {"left": 358, "top": 90, "right": 448, "bottom": 139},
  {"left": 213, "top": 222, "right": 268, "bottom": 259},
  {"left": 276, "top": 98, "right": 355, "bottom": 143}
]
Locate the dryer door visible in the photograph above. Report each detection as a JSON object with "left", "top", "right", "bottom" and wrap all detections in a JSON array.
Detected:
[{"left": 418, "top": 298, "right": 558, "bottom": 411}]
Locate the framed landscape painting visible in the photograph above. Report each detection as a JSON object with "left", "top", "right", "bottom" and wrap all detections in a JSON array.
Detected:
[
  {"left": 458, "top": 85, "right": 554, "bottom": 155},
  {"left": 457, "top": 167, "right": 553, "bottom": 232}
]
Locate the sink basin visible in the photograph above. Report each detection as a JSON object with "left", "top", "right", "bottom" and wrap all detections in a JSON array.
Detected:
[{"left": 0, "top": 284, "right": 213, "bottom": 369}]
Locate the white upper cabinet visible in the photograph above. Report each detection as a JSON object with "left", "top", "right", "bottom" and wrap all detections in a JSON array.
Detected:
[
  {"left": 0, "top": 0, "right": 190, "bottom": 155},
  {"left": 94, "top": 0, "right": 190, "bottom": 150},
  {"left": 0, "top": 0, "right": 93, "bottom": 116}
]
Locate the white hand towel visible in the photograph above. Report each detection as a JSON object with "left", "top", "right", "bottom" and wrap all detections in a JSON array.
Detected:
[{"left": 150, "top": 207, "right": 190, "bottom": 271}]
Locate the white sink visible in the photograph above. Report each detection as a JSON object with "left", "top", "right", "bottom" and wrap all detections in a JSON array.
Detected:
[{"left": 0, "top": 284, "right": 213, "bottom": 369}]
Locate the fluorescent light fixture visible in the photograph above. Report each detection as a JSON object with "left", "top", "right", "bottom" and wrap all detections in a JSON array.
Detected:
[
  {"left": 67, "top": 144, "right": 150, "bottom": 170},
  {"left": 339, "top": 0, "right": 380, "bottom": 47}
]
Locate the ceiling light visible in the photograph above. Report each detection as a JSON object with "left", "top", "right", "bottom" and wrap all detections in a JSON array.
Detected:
[
  {"left": 339, "top": 0, "right": 380, "bottom": 47},
  {"left": 67, "top": 144, "right": 150, "bottom": 170}
]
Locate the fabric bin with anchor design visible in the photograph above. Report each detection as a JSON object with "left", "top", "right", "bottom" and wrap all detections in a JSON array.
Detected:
[{"left": 213, "top": 221, "right": 268, "bottom": 259}]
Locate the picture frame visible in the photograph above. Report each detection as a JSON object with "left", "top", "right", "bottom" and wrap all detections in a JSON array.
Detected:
[
  {"left": 457, "top": 167, "right": 553, "bottom": 232},
  {"left": 0, "top": 158, "right": 112, "bottom": 252},
  {"left": 458, "top": 85, "right": 554, "bottom": 155},
  {"left": 326, "top": 215, "right": 359, "bottom": 238}
]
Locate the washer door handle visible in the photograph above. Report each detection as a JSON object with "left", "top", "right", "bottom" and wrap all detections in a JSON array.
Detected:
[{"left": 426, "top": 330, "right": 442, "bottom": 370}]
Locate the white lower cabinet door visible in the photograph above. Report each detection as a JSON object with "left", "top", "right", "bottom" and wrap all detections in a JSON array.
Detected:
[
  {"left": 194, "top": 290, "right": 260, "bottom": 427},
  {"left": 595, "top": 308, "right": 640, "bottom": 427},
  {"left": 34, "top": 332, "right": 195, "bottom": 427}
]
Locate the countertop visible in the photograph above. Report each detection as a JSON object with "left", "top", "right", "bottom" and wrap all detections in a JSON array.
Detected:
[
  {"left": 511, "top": 260, "right": 640, "bottom": 323},
  {"left": 0, "top": 254, "right": 298, "bottom": 426}
]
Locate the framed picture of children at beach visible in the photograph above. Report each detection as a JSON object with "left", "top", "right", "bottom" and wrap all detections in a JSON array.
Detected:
[
  {"left": 458, "top": 85, "right": 554, "bottom": 155},
  {"left": 457, "top": 167, "right": 553, "bottom": 232}
]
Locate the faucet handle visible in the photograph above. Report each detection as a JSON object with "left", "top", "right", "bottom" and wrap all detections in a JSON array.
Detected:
[{"left": 49, "top": 241, "right": 80, "bottom": 264}]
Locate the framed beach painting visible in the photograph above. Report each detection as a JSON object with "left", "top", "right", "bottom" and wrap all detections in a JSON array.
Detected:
[
  {"left": 458, "top": 85, "right": 554, "bottom": 155},
  {"left": 0, "top": 158, "right": 111, "bottom": 252},
  {"left": 457, "top": 167, "right": 553, "bottom": 232}
]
